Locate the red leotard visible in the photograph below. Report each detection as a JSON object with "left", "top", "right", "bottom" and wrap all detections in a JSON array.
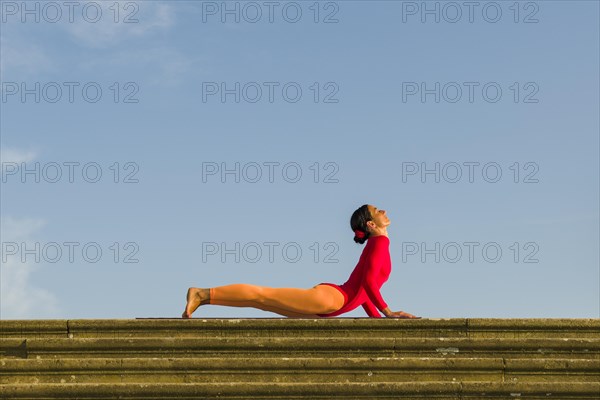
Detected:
[{"left": 316, "top": 235, "right": 391, "bottom": 318}]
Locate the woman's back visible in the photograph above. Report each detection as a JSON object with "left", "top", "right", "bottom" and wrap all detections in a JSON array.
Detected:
[{"left": 318, "top": 234, "right": 392, "bottom": 317}]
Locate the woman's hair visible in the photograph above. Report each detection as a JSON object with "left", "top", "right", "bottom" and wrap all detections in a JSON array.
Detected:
[{"left": 350, "top": 204, "right": 372, "bottom": 245}]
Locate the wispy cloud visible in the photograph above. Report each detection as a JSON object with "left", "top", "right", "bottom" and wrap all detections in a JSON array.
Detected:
[
  {"left": 62, "top": 2, "right": 174, "bottom": 48},
  {"left": 1, "top": 147, "right": 61, "bottom": 319},
  {"left": 0, "top": 3, "right": 194, "bottom": 87},
  {"left": 1, "top": 215, "right": 61, "bottom": 319},
  {"left": 58, "top": 3, "right": 190, "bottom": 86},
  {"left": 0, "top": 3, "right": 174, "bottom": 77},
  {"left": 0, "top": 144, "right": 38, "bottom": 172},
  {"left": 0, "top": 35, "right": 55, "bottom": 77}
]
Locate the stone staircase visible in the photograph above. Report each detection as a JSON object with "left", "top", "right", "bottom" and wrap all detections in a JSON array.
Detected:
[{"left": 1, "top": 318, "right": 598, "bottom": 399}]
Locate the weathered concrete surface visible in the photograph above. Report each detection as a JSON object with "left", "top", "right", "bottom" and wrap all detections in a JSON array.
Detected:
[
  {"left": 1, "top": 382, "right": 599, "bottom": 399},
  {"left": 1, "top": 319, "right": 599, "bottom": 399},
  {"left": 4, "top": 337, "right": 598, "bottom": 358},
  {"left": 2, "top": 318, "right": 599, "bottom": 338},
  {"left": 2, "top": 357, "right": 599, "bottom": 384}
]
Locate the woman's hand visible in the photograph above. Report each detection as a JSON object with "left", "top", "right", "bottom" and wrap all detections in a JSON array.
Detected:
[{"left": 385, "top": 310, "right": 421, "bottom": 319}]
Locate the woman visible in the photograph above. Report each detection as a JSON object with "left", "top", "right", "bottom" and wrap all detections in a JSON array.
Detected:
[{"left": 182, "top": 204, "right": 420, "bottom": 319}]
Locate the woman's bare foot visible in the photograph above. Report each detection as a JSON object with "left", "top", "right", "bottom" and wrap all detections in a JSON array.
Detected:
[{"left": 182, "top": 287, "right": 209, "bottom": 318}]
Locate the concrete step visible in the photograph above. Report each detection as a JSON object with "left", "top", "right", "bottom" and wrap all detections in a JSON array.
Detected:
[
  {"left": 2, "top": 357, "right": 598, "bottom": 384},
  {"left": 2, "top": 318, "right": 599, "bottom": 339},
  {"left": 1, "top": 318, "right": 598, "bottom": 399},
  {"left": 2, "top": 337, "right": 598, "bottom": 358},
  {"left": 1, "top": 381, "right": 599, "bottom": 399}
]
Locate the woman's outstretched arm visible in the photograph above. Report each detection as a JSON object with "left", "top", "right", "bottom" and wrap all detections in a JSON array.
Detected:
[{"left": 362, "top": 298, "right": 393, "bottom": 318}]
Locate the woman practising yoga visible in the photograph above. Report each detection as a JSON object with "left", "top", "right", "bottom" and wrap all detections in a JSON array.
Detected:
[{"left": 182, "top": 204, "right": 420, "bottom": 319}]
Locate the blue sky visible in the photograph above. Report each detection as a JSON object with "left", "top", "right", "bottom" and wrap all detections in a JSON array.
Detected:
[{"left": 1, "top": 0, "right": 598, "bottom": 319}]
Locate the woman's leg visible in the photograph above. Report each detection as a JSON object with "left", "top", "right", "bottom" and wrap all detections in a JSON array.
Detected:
[
  {"left": 250, "top": 303, "right": 321, "bottom": 318},
  {"left": 182, "top": 284, "right": 343, "bottom": 318}
]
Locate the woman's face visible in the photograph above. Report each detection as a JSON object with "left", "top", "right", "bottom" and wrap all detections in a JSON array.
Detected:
[{"left": 367, "top": 205, "right": 390, "bottom": 230}]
